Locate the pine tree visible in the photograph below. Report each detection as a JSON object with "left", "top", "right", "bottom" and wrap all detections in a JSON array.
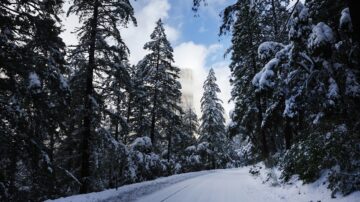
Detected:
[
  {"left": 0, "top": 0, "right": 69, "bottom": 200},
  {"left": 220, "top": 0, "right": 270, "bottom": 158},
  {"left": 182, "top": 108, "right": 199, "bottom": 147},
  {"left": 140, "top": 19, "right": 183, "bottom": 153},
  {"left": 66, "top": 0, "right": 136, "bottom": 193},
  {"left": 254, "top": 2, "right": 360, "bottom": 195},
  {"left": 260, "top": 0, "right": 289, "bottom": 41},
  {"left": 128, "top": 62, "right": 152, "bottom": 140},
  {"left": 199, "top": 69, "right": 228, "bottom": 169}
]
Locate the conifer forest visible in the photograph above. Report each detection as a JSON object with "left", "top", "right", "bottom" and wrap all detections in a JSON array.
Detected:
[{"left": 0, "top": 0, "right": 359, "bottom": 201}]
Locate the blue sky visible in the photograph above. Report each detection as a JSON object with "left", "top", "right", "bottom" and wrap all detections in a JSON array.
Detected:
[{"left": 62, "top": 0, "right": 234, "bottom": 119}]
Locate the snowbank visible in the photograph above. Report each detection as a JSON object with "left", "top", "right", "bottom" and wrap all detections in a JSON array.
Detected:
[{"left": 251, "top": 163, "right": 360, "bottom": 202}]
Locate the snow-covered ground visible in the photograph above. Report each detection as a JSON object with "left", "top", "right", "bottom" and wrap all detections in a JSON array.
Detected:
[{"left": 48, "top": 166, "right": 360, "bottom": 202}]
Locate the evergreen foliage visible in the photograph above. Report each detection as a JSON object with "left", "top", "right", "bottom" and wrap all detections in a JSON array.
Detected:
[
  {"left": 198, "top": 69, "right": 230, "bottom": 169},
  {"left": 1, "top": 0, "right": 359, "bottom": 200},
  {"left": 219, "top": 0, "right": 360, "bottom": 195}
]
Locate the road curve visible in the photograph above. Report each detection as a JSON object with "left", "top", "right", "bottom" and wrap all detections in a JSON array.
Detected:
[{"left": 135, "top": 169, "right": 282, "bottom": 202}]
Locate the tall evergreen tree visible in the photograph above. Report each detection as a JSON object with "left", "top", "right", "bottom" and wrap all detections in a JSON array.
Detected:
[
  {"left": 182, "top": 108, "right": 199, "bottom": 146},
  {"left": 253, "top": 1, "right": 360, "bottom": 195},
  {"left": 66, "top": 0, "right": 136, "bottom": 193},
  {"left": 0, "top": 0, "right": 69, "bottom": 200},
  {"left": 140, "top": 19, "right": 183, "bottom": 152},
  {"left": 128, "top": 62, "right": 152, "bottom": 140},
  {"left": 220, "top": 0, "right": 270, "bottom": 158},
  {"left": 199, "top": 69, "right": 228, "bottom": 169}
]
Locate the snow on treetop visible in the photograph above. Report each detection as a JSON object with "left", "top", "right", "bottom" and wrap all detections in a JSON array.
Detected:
[
  {"left": 340, "top": 8, "right": 352, "bottom": 31},
  {"left": 308, "top": 22, "right": 335, "bottom": 50},
  {"left": 288, "top": 2, "right": 309, "bottom": 40},
  {"left": 252, "top": 58, "right": 279, "bottom": 90},
  {"left": 258, "top": 42, "right": 284, "bottom": 60},
  {"left": 130, "top": 136, "right": 152, "bottom": 150}
]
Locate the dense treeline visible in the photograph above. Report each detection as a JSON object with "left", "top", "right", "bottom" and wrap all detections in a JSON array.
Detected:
[
  {"left": 1, "top": 0, "right": 359, "bottom": 201},
  {"left": 0, "top": 1, "right": 234, "bottom": 201},
  {"left": 196, "top": 0, "right": 359, "bottom": 196}
]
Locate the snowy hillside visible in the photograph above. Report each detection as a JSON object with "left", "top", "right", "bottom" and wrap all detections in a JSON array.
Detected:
[{"left": 48, "top": 165, "right": 360, "bottom": 202}]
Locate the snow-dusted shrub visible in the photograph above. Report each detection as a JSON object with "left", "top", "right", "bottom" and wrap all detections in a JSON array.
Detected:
[
  {"left": 181, "top": 145, "right": 203, "bottom": 172},
  {"left": 234, "top": 137, "right": 259, "bottom": 166},
  {"left": 281, "top": 126, "right": 359, "bottom": 196},
  {"left": 125, "top": 137, "right": 167, "bottom": 183},
  {"left": 91, "top": 128, "right": 129, "bottom": 191}
]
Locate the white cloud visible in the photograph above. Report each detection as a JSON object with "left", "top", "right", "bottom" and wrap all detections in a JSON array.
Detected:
[
  {"left": 173, "top": 42, "right": 232, "bottom": 122},
  {"left": 174, "top": 42, "right": 207, "bottom": 116}
]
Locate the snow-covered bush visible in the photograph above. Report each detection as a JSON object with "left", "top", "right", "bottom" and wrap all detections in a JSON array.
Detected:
[
  {"left": 234, "top": 137, "right": 259, "bottom": 166},
  {"left": 125, "top": 137, "right": 167, "bottom": 183},
  {"left": 181, "top": 145, "right": 203, "bottom": 172},
  {"left": 91, "top": 128, "right": 129, "bottom": 191},
  {"left": 281, "top": 126, "right": 359, "bottom": 196}
]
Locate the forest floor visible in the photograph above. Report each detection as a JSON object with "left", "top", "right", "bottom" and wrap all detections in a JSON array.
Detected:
[{"left": 48, "top": 165, "right": 360, "bottom": 202}]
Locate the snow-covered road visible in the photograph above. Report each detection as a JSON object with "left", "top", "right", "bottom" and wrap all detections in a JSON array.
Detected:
[
  {"left": 135, "top": 168, "right": 359, "bottom": 202},
  {"left": 136, "top": 169, "right": 281, "bottom": 202},
  {"left": 49, "top": 166, "right": 360, "bottom": 202}
]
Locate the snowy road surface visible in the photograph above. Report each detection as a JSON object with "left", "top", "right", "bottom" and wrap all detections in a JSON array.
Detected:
[
  {"left": 135, "top": 168, "right": 358, "bottom": 202},
  {"left": 49, "top": 166, "right": 360, "bottom": 202},
  {"left": 136, "top": 169, "right": 279, "bottom": 202}
]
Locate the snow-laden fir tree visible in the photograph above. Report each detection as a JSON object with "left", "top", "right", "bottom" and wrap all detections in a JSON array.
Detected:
[
  {"left": 220, "top": 0, "right": 270, "bottom": 159},
  {"left": 140, "top": 19, "right": 183, "bottom": 155},
  {"left": 0, "top": 1, "right": 69, "bottom": 200},
  {"left": 253, "top": 1, "right": 360, "bottom": 195},
  {"left": 66, "top": 0, "right": 136, "bottom": 193},
  {"left": 127, "top": 62, "right": 152, "bottom": 140},
  {"left": 181, "top": 108, "right": 199, "bottom": 148},
  {"left": 198, "top": 69, "right": 229, "bottom": 169},
  {"left": 174, "top": 108, "right": 199, "bottom": 172}
]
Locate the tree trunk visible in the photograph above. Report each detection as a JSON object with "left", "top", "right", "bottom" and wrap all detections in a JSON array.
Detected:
[
  {"left": 211, "top": 155, "right": 216, "bottom": 169},
  {"left": 167, "top": 131, "right": 171, "bottom": 162},
  {"left": 284, "top": 118, "right": 292, "bottom": 150},
  {"left": 348, "top": 0, "right": 360, "bottom": 41},
  {"left": 115, "top": 96, "right": 120, "bottom": 141},
  {"left": 252, "top": 54, "right": 269, "bottom": 159},
  {"left": 150, "top": 91, "right": 157, "bottom": 145},
  {"left": 8, "top": 142, "right": 17, "bottom": 198},
  {"left": 271, "top": 0, "right": 279, "bottom": 40},
  {"left": 80, "top": 0, "right": 98, "bottom": 194},
  {"left": 256, "top": 93, "right": 269, "bottom": 159},
  {"left": 150, "top": 48, "right": 161, "bottom": 146},
  {"left": 124, "top": 93, "right": 132, "bottom": 144}
]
